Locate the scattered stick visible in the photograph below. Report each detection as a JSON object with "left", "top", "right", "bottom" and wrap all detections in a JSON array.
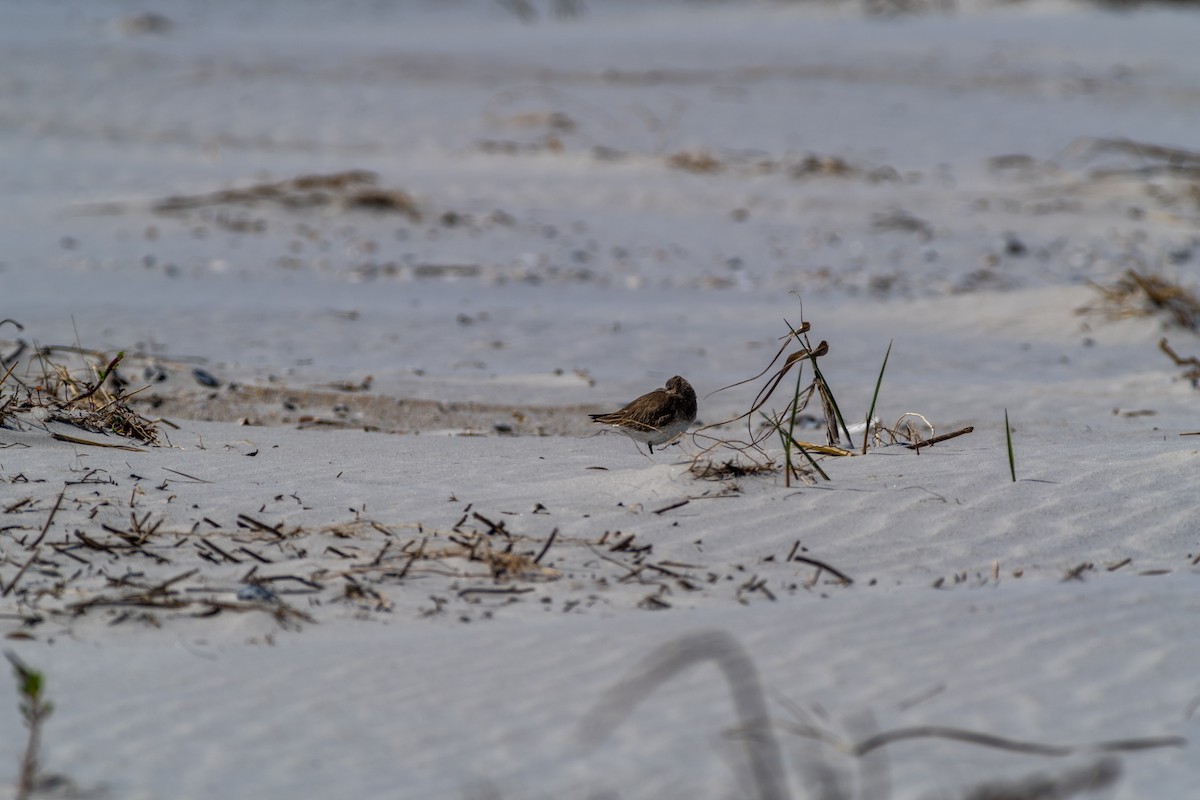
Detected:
[
  {"left": 457, "top": 586, "right": 535, "bottom": 598},
  {"left": 370, "top": 540, "right": 393, "bottom": 567},
  {"left": 67, "top": 351, "right": 123, "bottom": 404},
  {"left": 395, "top": 538, "right": 427, "bottom": 579},
  {"left": 30, "top": 486, "right": 65, "bottom": 549},
  {"left": 584, "top": 544, "right": 645, "bottom": 580},
  {"left": 161, "top": 467, "right": 211, "bottom": 483},
  {"left": 150, "top": 568, "right": 199, "bottom": 594},
  {"left": 905, "top": 426, "right": 974, "bottom": 450},
  {"left": 50, "top": 432, "right": 144, "bottom": 452},
  {"left": 533, "top": 528, "right": 558, "bottom": 564},
  {"left": 74, "top": 531, "right": 118, "bottom": 556},
  {"left": 236, "top": 514, "right": 285, "bottom": 539},
  {"left": 738, "top": 574, "right": 776, "bottom": 602},
  {"left": 256, "top": 574, "right": 324, "bottom": 591},
  {"left": 198, "top": 538, "right": 241, "bottom": 564},
  {"left": 0, "top": 487, "right": 65, "bottom": 597},
  {"left": 235, "top": 546, "right": 272, "bottom": 564},
  {"left": 1160, "top": 338, "right": 1200, "bottom": 380},
  {"left": 851, "top": 725, "right": 1184, "bottom": 758},
  {"left": 786, "top": 540, "right": 801, "bottom": 562},
  {"left": 100, "top": 524, "right": 169, "bottom": 563},
  {"left": 472, "top": 511, "right": 511, "bottom": 539},
  {"left": 791, "top": 554, "right": 853, "bottom": 585},
  {"left": 46, "top": 544, "right": 90, "bottom": 566},
  {"left": 1, "top": 552, "right": 41, "bottom": 598},
  {"left": 1063, "top": 562, "right": 1094, "bottom": 582},
  {"left": 653, "top": 499, "right": 690, "bottom": 515}
]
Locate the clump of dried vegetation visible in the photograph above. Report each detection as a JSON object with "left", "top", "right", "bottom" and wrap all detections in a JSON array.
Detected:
[
  {"left": 689, "top": 308, "right": 971, "bottom": 485},
  {"left": 666, "top": 149, "right": 723, "bottom": 174},
  {"left": 662, "top": 148, "right": 902, "bottom": 183},
  {"left": 1065, "top": 136, "right": 1200, "bottom": 387},
  {"left": 150, "top": 170, "right": 423, "bottom": 222},
  {"left": 1078, "top": 269, "right": 1200, "bottom": 385},
  {"left": 0, "top": 320, "right": 160, "bottom": 446},
  {"left": 1080, "top": 270, "right": 1200, "bottom": 331}
]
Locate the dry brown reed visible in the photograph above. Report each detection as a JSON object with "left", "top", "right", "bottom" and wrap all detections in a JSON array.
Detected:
[
  {"left": 1079, "top": 269, "right": 1200, "bottom": 331},
  {"left": 0, "top": 336, "right": 160, "bottom": 446},
  {"left": 151, "top": 170, "right": 423, "bottom": 222},
  {"left": 1079, "top": 270, "right": 1200, "bottom": 385}
]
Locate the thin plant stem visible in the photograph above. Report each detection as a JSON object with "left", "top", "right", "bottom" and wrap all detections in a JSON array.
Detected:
[
  {"left": 1005, "top": 409, "right": 1016, "bottom": 482},
  {"left": 773, "top": 415, "right": 793, "bottom": 487},
  {"left": 862, "top": 339, "right": 893, "bottom": 455},
  {"left": 760, "top": 412, "right": 830, "bottom": 482},
  {"left": 7, "top": 651, "right": 52, "bottom": 800},
  {"left": 783, "top": 362, "right": 807, "bottom": 487},
  {"left": 806, "top": 352, "right": 853, "bottom": 445}
]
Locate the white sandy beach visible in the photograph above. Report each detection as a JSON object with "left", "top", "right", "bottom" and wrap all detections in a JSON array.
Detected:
[{"left": 2, "top": 1, "right": 1199, "bottom": 798}]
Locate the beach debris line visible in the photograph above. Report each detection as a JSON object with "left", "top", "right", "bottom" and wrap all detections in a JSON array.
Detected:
[
  {"left": 2, "top": 325, "right": 598, "bottom": 439},
  {"left": 150, "top": 170, "right": 423, "bottom": 222},
  {"left": 1063, "top": 135, "right": 1200, "bottom": 180},
  {"left": 0, "top": 477, "right": 929, "bottom": 632}
]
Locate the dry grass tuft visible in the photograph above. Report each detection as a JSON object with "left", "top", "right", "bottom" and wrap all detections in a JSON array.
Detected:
[
  {"left": 688, "top": 312, "right": 852, "bottom": 486},
  {"left": 1, "top": 338, "right": 160, "bottom": 445},
  {"left": 339, "top": 187, "right": 422, "bottom": 219},
  {"left": 1064, "top": 136, "right": 1200, "bottom": 176},
  {"left": 689, "top": 305, "right": 961, "bottom": 484},
  {"left": 151, "top": 170, "right": 423, "bottom": 222},
  {"left": 1079, "top": 269, "right": 1200, "bottom": 331},
  {"left": 666, "top": 150, "right": 723, "bottom": 174},
  {"left": 1080, "top": 270, "right": 1200, "bottom": 385},
  {"left": 690, "top": 459, "right": 777, "bottom": 481},
  {"left": 789, "top": 154, "right": 856, "bottom": 178}
]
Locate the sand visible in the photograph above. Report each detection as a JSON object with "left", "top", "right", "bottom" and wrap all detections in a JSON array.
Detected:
[{"left": 2, "top": 1, "right": 1199, "bottom": 797}]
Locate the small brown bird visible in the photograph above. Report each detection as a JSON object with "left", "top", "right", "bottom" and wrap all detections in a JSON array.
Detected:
[{"left": 589, "top": 376, "right": 697, "bottom": 453}]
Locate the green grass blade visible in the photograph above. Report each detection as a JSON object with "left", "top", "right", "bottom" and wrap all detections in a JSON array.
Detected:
[
  {"left": 774, "top": 413, "right": 793, "bottom": 486},
  {"left": 861, "top": 339, "right": 893, "bottom": 455},
  {"left": 1005, "top": 408, "right": 1016, "bottom": 482},
  {"left": 760, "top": 411, "right": 830, "bottom": 482},
  {"left": 784, "top": 359, "right": 808, "bottom": 484}
]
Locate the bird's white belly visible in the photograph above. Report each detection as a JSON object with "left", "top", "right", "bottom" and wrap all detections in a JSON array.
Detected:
[{"left": 620, "top": 415, "right": 691, "bottom": 446}]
